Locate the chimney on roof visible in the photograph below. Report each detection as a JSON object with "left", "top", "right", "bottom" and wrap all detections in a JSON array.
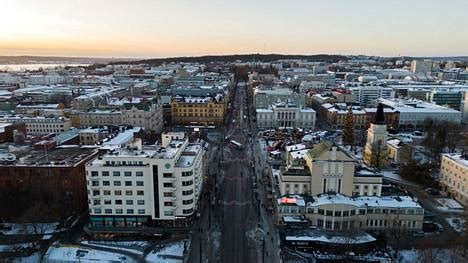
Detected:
[{"left": 374, "top": 103, "right": 385, "bottom": 125}]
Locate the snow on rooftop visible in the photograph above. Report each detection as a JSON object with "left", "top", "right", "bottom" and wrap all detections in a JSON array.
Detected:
[
  {"left": 278, "top": 194, "right": 422, "bottom": 209},
  {"left": 443, "top": 153, "right": 468, "bottom": 167},
  {"left": 285, "top": 230, "right": 376, "bottom": 244},
  {"left": 44, "top": 245, "right": 130, "bottom": 262}
]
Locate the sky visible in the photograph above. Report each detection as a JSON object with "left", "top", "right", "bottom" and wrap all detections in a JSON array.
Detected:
[{"left": 1, "top": 0, "right": 468, "bottom": 58}]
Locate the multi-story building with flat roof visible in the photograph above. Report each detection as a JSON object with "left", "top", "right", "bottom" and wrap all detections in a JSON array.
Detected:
[
  {"left": 0, "top": 115, "right": 72, "bottom": 135},
  {"left": 256, "top": 102, "right": 316, "bottom": 129},
  {"left": 171, "top": 95, "right": 225, "bottom": 126},
  {"left": 440, "top": 153, "right": 468, "bottom": 206},
  {"left": 85, "top": 132, "right": 206, "bottom": 228}
]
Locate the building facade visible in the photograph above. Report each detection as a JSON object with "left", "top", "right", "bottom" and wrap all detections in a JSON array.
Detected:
[
  {"left": 0, "top": 115, "right": 72, "bottom": 135},
  {"left": 256, "top": 102, "right": 316, "bottom": 129},
  {"left": 277, "top": 194, "right": 424, "bottom": 232},
  {"left": 440, "top": 154, "right": 468, "bottom": 206},
  {"left": 278, "top": 141, "right": 383, "bottom": 197},
  {"left": 86, "top": 132, "right": 206, "bottom": 228},
  {"left": 171, "top": 95, "right": 225, "bottom": 126}
]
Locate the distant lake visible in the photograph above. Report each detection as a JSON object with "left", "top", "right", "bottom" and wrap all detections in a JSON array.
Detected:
[{"left": 0, "top": 63, "right": 90, "bottom": 71}]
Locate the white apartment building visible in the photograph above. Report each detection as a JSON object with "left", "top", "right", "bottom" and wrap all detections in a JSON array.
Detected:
[
  {"left": 256, "top": 102, "right": 316, "bottom": 129},
  {"left": 410, "top": 59, "right": 433, "bottom": 74},
  {"left": 349, "top": 86, "right": 394, "bottom": 106},
  {"left": 440, "top": 153, "right": 468, "bottom": 206},
  {"left": 378, "top": 98, "right": 462, "bottom": 129},
  {"left": 86, "top": 132, "right": 206, "bottom": 228},
  {"left": 0, "top": 115, "right": 72, "bottom": 134}
]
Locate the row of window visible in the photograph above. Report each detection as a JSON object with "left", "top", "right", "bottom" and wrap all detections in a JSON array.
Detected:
[
  {"left": 91, "top": 199, "right": 145, "bottom": 205},
  {"left": 280, "top": 206, "right": 424, "bottom": 216},
  {"left": 94, "top": 208, "right": 145, "bottom": 215},
  {"left": 91, "top": 171, "right": 144, "bottom": 177},
  {"left": 91, "top": 190, "right": 144, "bottom": 196},
  {"left": 90, "top": 180, "right": 144, "bottom": 187}
]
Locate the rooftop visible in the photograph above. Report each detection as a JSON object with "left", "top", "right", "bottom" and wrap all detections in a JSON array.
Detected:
[
  {"left": 443, "top": 153, "right": 468, "bottom": 167},
  {"left": 278, "top": 193, "right": 422, "bottom": 209},
  {"left": 1, "top": 146, "right": 97, "bottom": 167}
]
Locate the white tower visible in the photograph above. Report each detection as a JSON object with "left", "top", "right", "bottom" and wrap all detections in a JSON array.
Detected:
[{"left": 364, "top": 103, "right": 388, "bottom": 167}]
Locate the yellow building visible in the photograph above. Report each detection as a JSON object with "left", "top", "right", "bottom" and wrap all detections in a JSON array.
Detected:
[
  {"left": 171, "top": 95, "right": 225, "bottom": 126},
  {"left": 441, "top": 154, "right": 468, "bottom": 206}
]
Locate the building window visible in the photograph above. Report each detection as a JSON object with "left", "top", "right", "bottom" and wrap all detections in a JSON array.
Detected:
[
  {"left": 114, "top": 181, "right": 121, "bottom": 186},
  {"left": 163, "top": 173, "right": 173, "bottom": 178},
  {"left": 127, "top": 209, "right": 134, "bottom": 214},
  {"left": 182, "top": 171, "right": 193, "bottom": 177},
  {"left": 93, "top": 190, "right": 100, "bottom": 196},
  {"left": 182, "top": 190, "right": 194, "bottom": 196},
  {"left": 136, "top": 181, "right": 144, "bottom": 186},
  {"left": 138, "top": 209, "right": 145, "bottom": 214},
  {"left": 91, "top": 171, "right": 98, "bottom": 177},
  {"left": 105, "top": 209, "right": 112, "bottom": 214},
  {"left": 103, "top": 181, "right": 110, "bottom": 186},
  {"left": 104, "top": 200, "right": 111, "bottom": 205},
  {"left": 126, "top": 200, "right": 133, "bottom": 205},
  {"left": 136, "top": 171, "right": 143, "bottom": 177},
  {"left": 182, "top": 180, "right": 193, "bottom": 186},
  {"left": 164, "top": 202, "right": 173, "bottom": 206},
  {"left": 113, "top": 171, "right": 120, "bottom": 177},
  {"left": 114, "top": 190, "right": 122, "bottom": 195},
  {"left": 317, "top": 219, "right": 323, "bottom": 227},
  {"left": 125, "top": 181, "right": 132, "bottom": 186},
  {"left": 183, "top": 208, "right": 194, "bottom": 214},
  {"left": 163, "top": 183, "right": 173, "bottom": 187},
  {"left": 102, "top": 171, "right": 109, "bottom": 176},
  {"left": 115, "top": 200, "right": 122, "bottom": 205},
  {"left": 94, "top": 209, "right": 102, "bottom": 214},
  {"left": 92, "top": 181, "right": 99, "bottom": 186},
  {"left": 124, "top": 171, "right": 132, "bottom": 177},
  {"left": 137, "top": 190, "right": 144, "bottom": 195},
  {"left": 164, "top": 211, "right": 174, "bottom": 216},
  {"left": 126, "top": 190, "right": 133, "bottom": 196},
  {"left": 116, "top": 209, "right": 123, "bottom": 214},
  {"left": 137, "top": 200, "right": 145, "bottom": 205},
  {"left": 182, "top": 199, "right": 194, "bottom": 205}
]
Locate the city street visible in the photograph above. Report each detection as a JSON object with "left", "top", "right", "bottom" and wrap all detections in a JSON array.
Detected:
[{"left": 189, "top": 81, "right": 280, "bottom": 263}]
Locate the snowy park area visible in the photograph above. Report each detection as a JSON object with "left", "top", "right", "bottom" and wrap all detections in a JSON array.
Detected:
[
  {"left": 43, "top": 245, "right": 132, "bottom": 262},
  {"left": 399, "top": 248, "right": 464, "bottom": 263},
  {"left": 145, "top": 239, "right": 189, "bottom": 263},
  {"left": 445, "top": 217, "right": 465, "bottom": 233},
  {"left": 0, "top": 223, "right": 61, "bottom": 235},
  {"left": 0, "top": 243, "right": 34, "bottom": 253}
]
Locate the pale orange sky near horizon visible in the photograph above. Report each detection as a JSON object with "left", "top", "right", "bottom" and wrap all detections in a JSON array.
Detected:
[{"left": 1, "top": 0, "right": 468, "bottom": 58}]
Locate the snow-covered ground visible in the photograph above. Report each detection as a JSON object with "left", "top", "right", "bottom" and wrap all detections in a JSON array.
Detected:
[
  {"left": 43, "top": 245, "right": 133, "bottom": 262},
  {"left": 445, "top": 217, "right": 465, "bottom": 233},
  {"left": 80, "top": 241, "right": 144, "bottom": 255},
  {"left": 145, "top": 239, "right": 189, "bottom": 263},
  {"left": 11, "top": 252, "right": 41, "bottom": 263},
  {"left": 399, "top": 248, "right": 463, "bottom": 263},
  {"left": 0, "top": 243, "right": 34, "bottom": 252},
  {"left": 0, "top": 223, "right": 60, "bottom": 235}
]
